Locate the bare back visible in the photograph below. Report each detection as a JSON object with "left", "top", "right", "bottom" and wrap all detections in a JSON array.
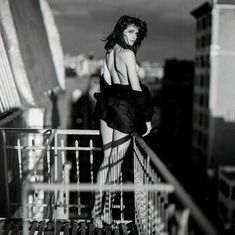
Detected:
[
  {"left": 103, "top": 46, "right": 129, "bottom": 85},
  {"left": 102, "top": 44, "right": 141, "bottom": 91}
]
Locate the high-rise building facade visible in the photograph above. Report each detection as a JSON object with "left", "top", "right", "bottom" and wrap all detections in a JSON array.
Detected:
[{"left": 191, "top": 0, "right": 235, "bottom": 175}]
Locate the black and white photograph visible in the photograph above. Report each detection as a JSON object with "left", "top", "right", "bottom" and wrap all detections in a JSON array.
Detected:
[{"left": 0, "top": 0, "right": 234, "bottom": 234}]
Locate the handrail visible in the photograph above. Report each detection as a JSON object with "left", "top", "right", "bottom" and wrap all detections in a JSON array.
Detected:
[{"left": 133, "top": 132, "right": 220, "bottom": 235}]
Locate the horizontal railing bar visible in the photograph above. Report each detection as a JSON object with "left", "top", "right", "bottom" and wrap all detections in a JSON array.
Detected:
[
  {"left": 0, "top": 128, "right": 100, "bottom": 135},
  {"left": 11, "top": 203, "right": 124, "bottom": 209},
  {"left": 133, "top": 133, "right": 220, "bottom": 235},
  {"left": 13, "top": 203, "right": 88, "bottom": 208},
  {"left": 55, "top": 129, "right": 100, "bottom": 135},
  {"left": 24, "top": 183, "right": 175, "bottom": 193},
  {"left": 0, "top": 128, "right": 53, "bottom": 134},
  {"left": 6, "top": 146, "right": 102, "bottom": 151}
]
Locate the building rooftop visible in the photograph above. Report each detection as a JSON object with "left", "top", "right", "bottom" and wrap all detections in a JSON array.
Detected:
[{"left": 191, "top": 2, "right": 212, "bottom": 18}]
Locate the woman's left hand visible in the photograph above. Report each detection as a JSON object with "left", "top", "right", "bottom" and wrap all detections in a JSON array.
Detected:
[{"left": 142, "top": 122, "right": 152, "bottom": 137}]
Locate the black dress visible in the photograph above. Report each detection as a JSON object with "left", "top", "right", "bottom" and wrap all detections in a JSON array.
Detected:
[{"left": 93, "top": 75, "right": 154, "bottom": 135}]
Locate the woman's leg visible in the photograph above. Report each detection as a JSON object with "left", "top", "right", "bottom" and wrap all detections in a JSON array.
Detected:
[
  {"left": 92, "top": 119, "right": 114, "bottom": 227},
  {"left": 102, "top": 129, "right": 131, "bottom": 224}
]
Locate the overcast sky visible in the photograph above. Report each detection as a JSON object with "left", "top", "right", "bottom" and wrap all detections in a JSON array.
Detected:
[{"left": 48, "top": 0, "right": 206, "bottom": 64}]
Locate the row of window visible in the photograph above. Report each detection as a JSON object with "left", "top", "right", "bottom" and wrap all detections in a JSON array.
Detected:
[
  {"left": 194, "top": 92, "right": 209, "bottom": 109},
  {"left": 196, "top": 14, "right": 211, "bottom": 31},
  {"left": 193, "top": 127, "right": 208, "bottom": 149},
  {"left": 196, "top": 34, "right": 211, "bottom": 49},
  {"left": 193, "top": 111, "right": 209, "bottom": 129},
  {"left": 194, "top": 73, "right": 210, "bottom": 89},
  {"left": 195, "top": 55, "right": 210, "bottom": 68}
]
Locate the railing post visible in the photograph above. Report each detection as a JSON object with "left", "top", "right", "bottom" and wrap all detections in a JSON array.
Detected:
[
  {"left": 89, "top": 139, "right": 94, "bottom": 184},
  {"left": 75, "top": 140, "right": 81, "bottom": 215}
]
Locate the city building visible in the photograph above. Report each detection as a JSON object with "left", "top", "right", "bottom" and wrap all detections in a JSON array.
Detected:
[
  {"left": 0, "top": 0, "right": 65, "bottom": 216},
  {"left": 154, "top": 59, "right": 194, "bottom": 167},
  {"left": 218, "top": 166, "right": 235, "bottom": 229},
  {"left": 191, "top": 0, "right": 235, "bottom": 178}
]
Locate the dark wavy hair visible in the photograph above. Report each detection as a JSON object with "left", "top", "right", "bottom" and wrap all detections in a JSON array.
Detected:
[{"left": 104, "top": 15, "right": 148, "bottom": 54}]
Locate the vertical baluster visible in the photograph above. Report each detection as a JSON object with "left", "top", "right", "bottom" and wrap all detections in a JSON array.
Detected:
[
  {"left": 54, "top": 133, "right": 58, "bottom": 183},
  {"left": 120, "top": 170, "right": 124, "bottom": 222},
  {"left": 54, "top": 188, "right": 58, "bottom": 221},
  {"left": 146, "top": 156, "right": 150, "bottom": 235},
  {"left": 17, "top": 138, "right": 23, "bottom": 215},
  {"left": 144, "top": 157, "right": 148, "bottom": 233},
  {"left": 154, "top": 172, "right": 158, "bottom": 234},
  {"left": 17, "top": 139, "right": 23, "bottom": 183},
  {"left": 153, "top": 190, "right": 157, "bottom": 234},
  {"left": 160, "top": 193, "right": 166, "bottom": 233},
  {"left": 151, "top": 166, "right": 155, "bottom": 234},
  {"left": 54, "top": 132, "right": 58, "bottom": 220},
  {"left": 150, "top": 160, "right": 153, "bottom": 235},
  {"left": 133, "top": 141, "right": 137, "bottom": 227},
  {"left": 89, "top": 139, "right": 94, "bottom": 184},
  {"left": 61, "top": 139, "right": 67, "bottom": 214},
  {"left": 46, "top": 138, "right": 51, "bottom": 183},
  {"left": 164, "top": 192, "right": 169, "bottom": 233},
  {"left": 160, "top": 193, "right": 164, "bottom": 225},
  {"left": 153, "top": 168, "right": 159, "bottom": 234},
  {"left": 75, "top": 140, "right": 81, "bottom": 216},
  {"left": 32, "top": 139, "right": 38, "bottom": 217}
]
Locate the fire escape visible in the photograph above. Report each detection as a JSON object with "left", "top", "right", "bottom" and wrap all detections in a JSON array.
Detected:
[{"left": 0, "top": 128, "right": 219, "bottom": 235}]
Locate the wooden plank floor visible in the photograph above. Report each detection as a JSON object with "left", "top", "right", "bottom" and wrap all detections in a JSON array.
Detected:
[{"left": 0, "top": 219, "right": 138, "bottom": 234}]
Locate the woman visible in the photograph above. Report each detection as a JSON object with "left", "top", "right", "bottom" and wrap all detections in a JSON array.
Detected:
[{"left": 92, "top": 15, "right": 154, "bottom": 228}]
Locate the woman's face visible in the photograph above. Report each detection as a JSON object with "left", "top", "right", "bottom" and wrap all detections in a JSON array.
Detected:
[{"left": 123, "top": 24, "right": 139, "bottom": 46}]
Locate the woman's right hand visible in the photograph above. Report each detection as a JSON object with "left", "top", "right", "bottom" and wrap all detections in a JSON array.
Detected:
[{"left": 142, "top": 121, "right": 152, "bottom": 137}]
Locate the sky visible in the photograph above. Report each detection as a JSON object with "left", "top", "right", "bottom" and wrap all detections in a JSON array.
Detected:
[{"left": 48, "top": 0, "right": 206, "bottom": 64}]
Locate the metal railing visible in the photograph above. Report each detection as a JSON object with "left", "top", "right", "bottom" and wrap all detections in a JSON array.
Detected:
[{"left": 0, "top": 128, "right": 219, "bottom": 235}]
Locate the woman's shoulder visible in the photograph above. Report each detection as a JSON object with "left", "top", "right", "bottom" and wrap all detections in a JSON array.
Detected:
[{"left": 119, "top": 49, "right": 135, "bottom": 62}]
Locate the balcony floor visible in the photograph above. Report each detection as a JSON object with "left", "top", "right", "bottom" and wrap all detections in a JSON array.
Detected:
[{"left": 0, "top": 218, "right": 138, "bottom": 235}]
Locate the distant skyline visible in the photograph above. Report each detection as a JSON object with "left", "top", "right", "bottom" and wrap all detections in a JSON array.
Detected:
[{"left": 48, "top": 0, "right": 206, "bottom": 64}]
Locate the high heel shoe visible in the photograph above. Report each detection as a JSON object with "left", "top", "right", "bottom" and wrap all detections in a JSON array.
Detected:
[
  {"left": 101, "top": 212, "right": 114, "bottom": 227},
  {"left": 91, "top": 216, "right": 103, "bottom": 228}
]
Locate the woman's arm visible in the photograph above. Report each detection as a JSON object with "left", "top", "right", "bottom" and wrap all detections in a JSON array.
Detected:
[{"left": 123, "top": 50, "right": 142, "bottom": 91}]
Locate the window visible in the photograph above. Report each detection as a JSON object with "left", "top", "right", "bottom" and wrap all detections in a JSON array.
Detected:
[
  {"left": 207, "top": 14, "right": 212, "bottom": 27},
  {"left": 200, "top": 56, "right": 205, "bottom": 67},
  {"left": 202, "top": 17, "right": 206, "bottom": 30},
  {"left": 197, "top": 19, "right": 201, "bottom": 31},
  {"left": 195, "top": 57, "right": 200, "bottom": 67},
  {"left": 203, "top": 114, "right": 208, "bottom": 128},
  {"left": 199, "top": 94, "right": 204, "bottom": 106},
  {"left": 201, "top": 36, "right": 206, "bottom": 48},
  {"left": 200, "top": 75, "right": 204, "bottom": 87},
  {"left": 206, "top": 34, "right": 211, "bottom": 47},
  {"left": 204, "top": 55, "right": 209, "bottom": 67},
  {"left": 196, "top": 38, "right": 200, "bottom": 49},
  {"left": 205, "top": 75, "right": 210, "bottom": 89},
  {"left": 204, "top": 94, "right": 209, "bottom": 108}
]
